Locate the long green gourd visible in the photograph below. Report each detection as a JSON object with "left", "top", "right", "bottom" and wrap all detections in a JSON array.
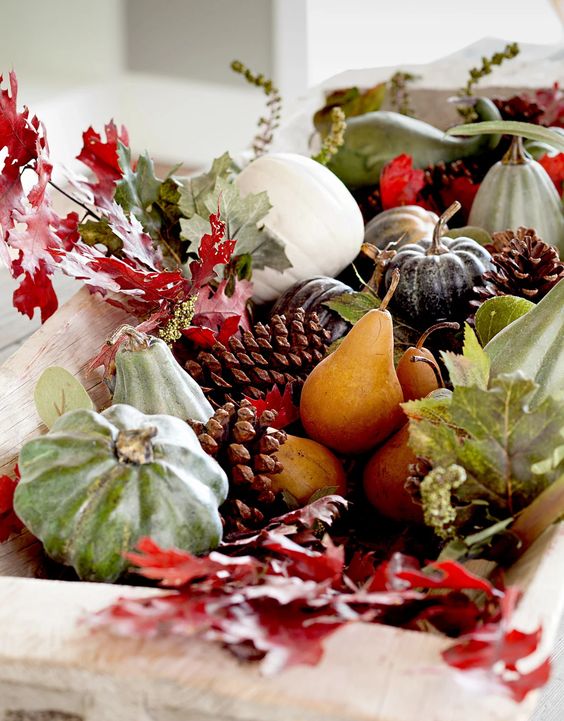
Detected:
[
  {"left": 327, "top": 98, "right": 501, "bottom": 188},
  {"left": 484, "top": 280, "right": 564, "bottom": 407}
]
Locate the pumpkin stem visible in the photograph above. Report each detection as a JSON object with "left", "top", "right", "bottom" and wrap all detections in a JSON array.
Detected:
[
  {"left": 116, "top": 427, "right": 158, "bottom": 465},
  {"left": 410, "top": 355, "right": 445, "bottom": 387},
  {"left": 380, "top": 268, "right": 400, "bottom": 312},
  {"left": 415, "top": 321, "right": 460, "bottom": 350},
  {"left": 107, "top": 325, "right": 152, "bottom": 352},
  {"left": 427, "top": 201, "right": 461, "bottom": 256},
  {"left": 502, "top": 135, "right": 528, "bottom": 165}
]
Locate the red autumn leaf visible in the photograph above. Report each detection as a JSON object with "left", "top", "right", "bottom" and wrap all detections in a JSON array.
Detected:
[
  {"left": 262, "top": 532, "right": 345, "bottom": 584},
  {"left": 53, "top": 211, "right": 80, "bottom": 251},
  {"left": 193, "top": 278, "right": 252, "bottom": 332},
  {"left": 182, "top": 313, "right": 241, "bottom": 348},
  {"left": 0, "top": 71, "right": 42, "bottom": 168},
  {"left": 245, "top": 384, "right": 299, "bottom": 429},
  {"left": 76, "top": 121, "right": 129, "bottom": 208},
  {"left": 106, "top": 202, "right": 162, "bottom": 271},
  {"left": 0, "top": 467, "right": 22, "bottom": 543},
  {"left": 0, "top": 165, "right": 24, "bottom": 267},
  {"left": 396, "top": 558, "right": 495, "bottom": 595},
  {"left": 12, "top": 259, "right": 58, "bottom": 323},
  {"left": 535, "top": 83, "right": 564, "bottom": 127},
  {"left": 380, "top": 154, "right": 426, "bottom": 210},
  {"left": 538, "top": 153, "right": 564, "bottom": 195},
  {"left": 188, "top": 211, "right": 236, "bottom": 292},
  {"left": 439, "top": 176, "right": 481, "bottom": 223}
]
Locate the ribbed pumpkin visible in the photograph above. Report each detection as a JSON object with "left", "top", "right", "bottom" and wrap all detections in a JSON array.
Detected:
[
  {"left": 484, "top": 279, "right": 564, "bottom": 408},
  {"left": 111, "top": 327, "right": 213, "bottom": 422},
  {"left": 235, "top": 153, "right": 364, "bottom": 303},
  {"left": 363, "top": 205, "right": 439, "bottom": 250},
  {"left": 382, "top": 202, "right": 493, "bottom": 328},
  {"left": 469, "top": 136, "right": 564, "bottom": 253},
  {"left": 14, "top": 404, "right": 228, "bottom": 582},
  {"left": 270, "top": 276, "right": 353, "bottom": 342}
]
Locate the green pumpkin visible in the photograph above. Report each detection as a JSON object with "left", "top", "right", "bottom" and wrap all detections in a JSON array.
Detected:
[
  {"left": 469, "top": 136, "right": 564, "bottom": 253},
  {"left": 14, "top": 404, "right": 228, "bottom": 582},
  {"left": 381, "top": 202, "right": 493, "bottom": 328},
  {"left": 112, "top": 327, "right": 213, "bottom": 422}
]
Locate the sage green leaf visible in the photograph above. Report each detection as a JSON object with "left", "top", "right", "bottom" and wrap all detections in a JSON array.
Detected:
[
  {"left": 444, "top": 226, "right": 492, "bottom": 246},
  {"left": 114, "top": 144, "right": 162, "bottom": 238},
  {"left": 34, "top": 367, "right": 94, "bottom": 430},
  {"left": 475, "top": 295, "right": 535, "bottom": 346},
  {"left": 308, "top": 486, "right": 338, "bottom": 504},
  {"left": 79, "top": 218, "right": 122, "bottom": 253},
  {"left": 446, "top": 121, "right": 564, "bottom": 151},
  {"left": 178, "top": 152, "right": 233, "bottom": 219},
  {"left": 441, "top": 323, "right": 490, "bottom": 390},
  {"left": 324, "top": 291, "right": 380, "bottom": 324}
]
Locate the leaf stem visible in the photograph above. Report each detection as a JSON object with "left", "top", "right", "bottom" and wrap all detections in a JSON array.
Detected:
[{"left": 48, "top": 180, "right": 102, "bottom": 221}]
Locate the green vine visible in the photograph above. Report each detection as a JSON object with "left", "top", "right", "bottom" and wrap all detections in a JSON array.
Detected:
[
  {"left": 457, "top": 42, "right": 520, "bottom": 121},
  {"left": 312, "top": 107, "right": 346, "bottom": 165},
  {"left": 388, "top": 71, "right": 420, "bottom": 116},
  {"left": 231, "top": 60, "right": 282, "bottom": 158}
]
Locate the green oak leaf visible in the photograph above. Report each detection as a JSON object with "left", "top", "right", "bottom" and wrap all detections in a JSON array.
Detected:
[
  {"left": 78, "top": 218, "right": 122, "bottom": 253},
  {"left": 178, "top": 152, "right": 233, "bottom": 219},
  {"left": 441, "top": 323, "right": 490, "bottom": 390},
  {"left": 475, "top": 295, "right": 535, "bottom": 346},
  {"left": 34, "top": 367, "right": 94, "bottom": 430},
  {"left": 114, "top": 143, "right": 161, "bottom": 238}
]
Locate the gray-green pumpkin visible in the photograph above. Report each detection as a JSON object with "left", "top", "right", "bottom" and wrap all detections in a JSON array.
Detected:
[
  {"left": 14, "top": 403, "right": 228, "bottom": 582},
  {"left": 111, "top": 327, "right": 213, "bottom": 422}
]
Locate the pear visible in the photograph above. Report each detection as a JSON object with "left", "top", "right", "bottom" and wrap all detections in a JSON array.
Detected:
[{"left": 300, "top": 270, "right": 404, "bottom": 454}]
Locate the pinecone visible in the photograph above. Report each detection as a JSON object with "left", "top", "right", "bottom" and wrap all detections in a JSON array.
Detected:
[
  {"left": 474, "top": 227, "right": 563, "bottom": 304},
  {"left": 189, "top": 399, "right": 287, "bottom": 536},
  {"left": 186, "top": 308, "right": 331, "bottom": 407}
]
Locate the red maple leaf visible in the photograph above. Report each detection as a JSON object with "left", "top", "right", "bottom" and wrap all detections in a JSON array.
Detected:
[
  {"left": 245, "top": 385, "right": 299, "bottom": 429},
  {"left": 538, "top": 153, "right": 564, "bottom": 195},
  {"left": 182, "top": 313, "right": 241, "bottom": 348},
  {"left": 188, "top": 211, "right": 236, "bottom": 292},
  {"left": 380, "top": 154, "right": 426, "bottom": 210},
  {"left": 193, "top": 278, "right": 252, "bottom": 332},
  {"left": 12, "top": 259, "right": 59, "bottom": 322},
  {"left": 0, "top": 71, "right": 42, "bottom": 168},
  {"left": 0, "top": 466, "right": 22, "bottom": 543},
  {"left": 76, "top": 121, "right": 129, "bottom": 208},
  {"left": 439, "top": 176, "right": 480, "bottom": 223}
]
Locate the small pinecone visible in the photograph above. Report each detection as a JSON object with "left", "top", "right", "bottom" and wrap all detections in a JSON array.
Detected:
[
  {"left": 189, "top": 399, "right": 287, "bottom": 535},
  {"left": 474, "top": 227, "right": 563, "bottom": 304},
  {"left": 186, "top": 308, "right": 331, "bottom": 407},
  {"left": 493, "top": 95, "right": 544, "bottom": 125}
]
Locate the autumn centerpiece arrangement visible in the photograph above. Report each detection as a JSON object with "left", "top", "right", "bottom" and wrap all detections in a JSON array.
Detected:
[{"left": 1, "top": 45, "right": 563, "bottom": 701}]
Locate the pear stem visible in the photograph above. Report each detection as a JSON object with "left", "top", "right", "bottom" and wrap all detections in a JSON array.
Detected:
[
  {"left": 415, "top": 321, "right": 460, "bottom": 350},
  {"left": 410, "top": 355, "right": 445, "bottom": 387},
  {"left": 380, "top": 268, "right": 400, "bottom": 312},
  {"left": 427, "top": 201, "right": 461, "bottom": 256}
]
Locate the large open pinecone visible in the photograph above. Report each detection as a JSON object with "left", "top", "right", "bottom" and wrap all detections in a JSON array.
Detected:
[
  {"left": 189, "top": 399, "right": 287, "bottom": 536},
  {"left": 474, "top": 227, "right": 563, "bottom": 304},
  {"left": 186, "top": 308, "right": 331, "bottom": 407}
]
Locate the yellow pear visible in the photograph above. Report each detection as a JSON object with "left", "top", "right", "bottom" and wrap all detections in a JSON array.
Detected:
[{"left": 300, "top": 270, "right": 404, "bottom": 454}]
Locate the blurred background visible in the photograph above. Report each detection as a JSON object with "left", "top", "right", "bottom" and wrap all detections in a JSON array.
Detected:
[{"left": 1, "top": 0, "right": 564, "bottom": 172}]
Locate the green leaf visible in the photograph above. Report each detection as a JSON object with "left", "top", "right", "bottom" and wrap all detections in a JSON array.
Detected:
[
  {"left": 324, "top": 291, "right": 380, "bottom": 324},
  {"left": 475, "top": 295, "right": 535, "bottom": 346},
  {"left": 440, "top": 323, "right": 490, "bottom": 390},
  {"left": 444, "top": 226, "right": 492, "bottom": 246},
  {"left": 78, "top": 218, "right": 122, "bottom": 253},
  {"left": 34, "top": 367, "right": 94, "bottom": 430},
  {"left": 114, "top": 144, "right": 162, "bottom": 238},
  {"left": 178, "top": 152, "right": 233, "bottom": 219},
  {"left": 281, "top": 489, "right": 300, "bottom": 510},
  {"left": 308, "top": 486, "right": 338, "bottom": 504},
  {"left": 446, "top": 121, "right": 564, "bottom": 151},
  {"left": 314, "top": 82, "right": 386, "bottom": 134}
]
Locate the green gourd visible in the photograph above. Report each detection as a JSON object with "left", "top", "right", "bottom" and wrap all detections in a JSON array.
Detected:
[
  {"left": 111, "top": 327, "right": 213, "bottom": 422},
  {"left": 484, "top": 279, "right": 564, "bottom": 407},
  {"left": 381, "top": 202, "right": 493, "bottom": 328},
  {"left": 469, "top": 136, "right": 564, "bottom": 253},
  {"left": 327, "top": 98, "right": 501, "bottom": 188},
  {"left": 14, "top": 404, "right": 228, "bottom": 582}
]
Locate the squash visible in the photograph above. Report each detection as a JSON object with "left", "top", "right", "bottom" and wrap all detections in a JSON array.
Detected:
[
  {"left": 235, "top": 153, "right": 364, "bottom": 303},
  {"left": 484, "top": 279, "right": 564, "bottom": 408},
  {"left": 382, "top": 202, "right": 493, "bottom": 328},
  {"left": 112, "top": 327, "right": 213, "bottom": 422},
  {"left": 364, "top": 205, "right": 439, "bottom": 250},
  {"left": 469, "top": 136, "right": 564, "bottom": 253},
  {"left": 14, "top": 404, "right": 228, "bottom": 582},
  {"left": 270, "top": 276, "right": 353, "bottom": 342}
]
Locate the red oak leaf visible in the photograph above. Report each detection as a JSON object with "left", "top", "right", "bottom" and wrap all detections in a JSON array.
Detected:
[
  {"left": 76, "top": 121, "right": 129, "bottom": 207},
  {"left": 53, "top": 211, "right": 80, "bottom": 250},
  {"left": 0, "top": 71, "right": 42, "bottom": 168},
  {"left": 380, "top": 154, "right": 426, "bottom": 210},
  {"left": 396, "top": 558, "right": 495, "bottom": 595},
  {"left": 107, "top": 202, "right": 162, "bottom": 270},
  {"left": 0, "top": 466, "right": 22, "bottom": 543},
  {"left": 538, "top": 153, "right": 564, "bottom": 195},
  {"left": 193, "top": 278, "right": 252, "bottom": 331},
  {"left": 535, "top": 83, "right": 564, "bottom": 127},
  {"left": 182, "top": 313, "right": 241, "bottom": 348},
  {"left": 188, "top": 212, "right": 236, "bottom": 292},
  {"left": 245, "top": 385, "right": 299, "bottom": 429},
  {"left": 0, "top": 164, "right": 24, "bottom": 266},
  {"left": 439, "top": 176, "right": 481, "bottom": 223},
  {"left": 12, "top": 259, "right": 58, "bottom": 322}
]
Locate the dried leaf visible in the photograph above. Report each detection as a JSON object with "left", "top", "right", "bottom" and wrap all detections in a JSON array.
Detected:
[{"left": 34, "top": 367, "right": 94, "bottom": 429}]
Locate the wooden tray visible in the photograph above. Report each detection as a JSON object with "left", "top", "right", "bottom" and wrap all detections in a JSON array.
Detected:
[{"left": 1, "top": 287, "right": 563, "bottom": 721}]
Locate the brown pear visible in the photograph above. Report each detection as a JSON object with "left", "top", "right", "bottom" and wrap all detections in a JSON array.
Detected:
[{"left": 300, "top": 271, "right": 404, "bottom": 455}]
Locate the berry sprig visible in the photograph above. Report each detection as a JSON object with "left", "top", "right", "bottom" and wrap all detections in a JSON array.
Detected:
[{"left": 312, "top": 107, "right": 346, "bottom": 165}]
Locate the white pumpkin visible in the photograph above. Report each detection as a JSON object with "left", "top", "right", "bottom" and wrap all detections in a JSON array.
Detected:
[{"left": 235, "top": 153, "right": 364, "bottom": 303}]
